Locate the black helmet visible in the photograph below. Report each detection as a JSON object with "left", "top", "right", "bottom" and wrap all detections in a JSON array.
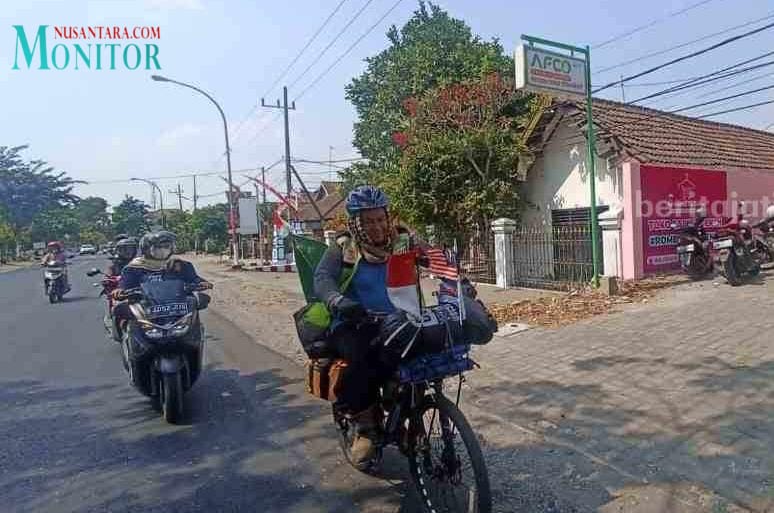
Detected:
[
  {"left": 114, "top": 233, "right": 129, "bottom": 243},
  {"left": 139, "top": 231, "right": 177, "bottom": 260},
  {"left": 114, "top": 237, "right": 138, "bottom": 260}
]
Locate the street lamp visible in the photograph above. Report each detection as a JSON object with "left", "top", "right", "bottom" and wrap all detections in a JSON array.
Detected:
[
  {"left": 131, "top": 177, "right": 165, "bottom": 229},
  {"left": 151, "top": 74, "right": 239, "bottom": 267}
]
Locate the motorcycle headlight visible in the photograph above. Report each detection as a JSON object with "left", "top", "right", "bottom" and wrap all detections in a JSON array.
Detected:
[
  {"left": 138, "top": 320, "right": 165, "bottom": 339},
  {"left": 169, "top": 313, "right": 193, "bottom": 337}
]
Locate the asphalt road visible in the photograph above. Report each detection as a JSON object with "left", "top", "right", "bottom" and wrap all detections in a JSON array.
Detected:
[{"left": 0, "top": 256, "right": 417, "bottom": 513}]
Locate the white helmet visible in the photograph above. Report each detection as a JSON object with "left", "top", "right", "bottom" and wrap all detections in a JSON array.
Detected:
[{"left": 766, "top": 205, "right": 774, "bottom": 220}]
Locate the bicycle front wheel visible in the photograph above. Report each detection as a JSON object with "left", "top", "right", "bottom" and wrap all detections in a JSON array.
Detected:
[{"left": 408, "top": 394, "right": 491, "bottom": 513}]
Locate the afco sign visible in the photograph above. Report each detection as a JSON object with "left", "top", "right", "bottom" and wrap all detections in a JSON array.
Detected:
[{"left": 515, "top": 45, "right": 586, "bottom": 98}]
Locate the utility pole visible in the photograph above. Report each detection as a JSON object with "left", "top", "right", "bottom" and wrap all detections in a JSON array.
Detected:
[
  {"left": 254, "top": 175, "right": 265, "bottom": 264},
  {"left": 620, "top": 74, "right": 626, "bottom": 102},
  {"left": 261, "top": 86, "right": 296, "bottom": 201},
  {"left": 169, "top": 183, "right": 185, "bottom": 211},
  {"left": 192, "top": 175, "right": 198, "bottom": 211},
  {"left": 329, "top": 145, "right": 334, "bottom": 180}
]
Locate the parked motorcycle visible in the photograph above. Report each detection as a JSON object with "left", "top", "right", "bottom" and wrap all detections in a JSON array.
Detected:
[
  {"left": 118, "top": 279, "right": 212, "bottom": 423},
  {"left": 713, "top": 208, "right": 760, "bottom": 286},
  {"left": 86, "top": 268, "right": 121, "bottom": 341},
  {"left": 673, "top": 215, "right": 713, "bottom": 279},
  {"left": 43, "top": 261, "right": 68, "bottom": 303},
  {"left": 740, "top": 218, "right": 774, "bottom": 266}
]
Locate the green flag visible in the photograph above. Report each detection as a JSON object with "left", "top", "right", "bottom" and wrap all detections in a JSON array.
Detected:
[{"left": 291, "top": 234, "right": 328, "bottom": 303}]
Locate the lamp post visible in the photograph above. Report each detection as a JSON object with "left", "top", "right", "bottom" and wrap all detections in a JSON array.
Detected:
[
  {"left": 151, "top": 74, "right": 239, "bottom": 267},
  {"left": 131, "top": 177, "right": 165, "bottom": 229}
]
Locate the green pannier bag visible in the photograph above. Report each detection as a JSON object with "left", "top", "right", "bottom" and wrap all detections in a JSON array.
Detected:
[{"left": 291, "top": 235, "right": 358, "bottom": 358}]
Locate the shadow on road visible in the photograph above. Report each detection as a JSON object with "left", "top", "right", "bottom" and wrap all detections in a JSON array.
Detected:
[{"left": 0, "top": 361, "right": 431, "bottom": 512}]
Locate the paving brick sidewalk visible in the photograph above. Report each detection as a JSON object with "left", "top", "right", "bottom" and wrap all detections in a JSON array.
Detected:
[
  {"left": 466, "top": 273, "right": 774, "bottom": 513},
  {"left": 192, "top": 254, "right": 773, "bottom": 512}
]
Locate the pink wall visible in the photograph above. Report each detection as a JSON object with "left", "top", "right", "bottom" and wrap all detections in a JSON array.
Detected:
[
  {"left": 725, "top": 167, "right": 774, "bottom": 221},
  {"left": 620, "top": 161, "right": 642, "bottom": 280},
  {"left": 620, "top": 162, "right": 774, "bottom": 279}
]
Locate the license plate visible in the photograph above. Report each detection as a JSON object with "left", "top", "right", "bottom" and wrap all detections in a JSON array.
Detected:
[
  {"left": 714, "top": 239, "right": 733, "bottom": 249},
  {"left": 147, "top": 302, "right": 189, "bottom": 317},
  {"left": 676, "top": 244, "right": 694, "bottom": 254}
]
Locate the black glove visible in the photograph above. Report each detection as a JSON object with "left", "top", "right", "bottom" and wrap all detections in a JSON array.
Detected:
[{"left": 329, "top": 295, "right": 367, "bottom": 320}]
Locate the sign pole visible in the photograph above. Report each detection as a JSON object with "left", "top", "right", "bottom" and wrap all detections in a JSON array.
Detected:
[
  {"left": 518, "top": 35, "right": 600, "bottom": 288},
  {"left": 584, "top": 45, "right": 600, "bottom": 288}
]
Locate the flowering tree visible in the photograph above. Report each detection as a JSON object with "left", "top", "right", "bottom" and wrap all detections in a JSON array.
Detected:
[{"left": 384, "top": 74, "right": 537, "bottom": 240}]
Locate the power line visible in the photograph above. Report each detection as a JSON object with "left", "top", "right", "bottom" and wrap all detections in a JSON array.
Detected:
[
  {"left": 261, "top": 0, "right": 349, "bottom": 100},
  {"left": 82, "top": 167, "right": 261, "bottom": 185},
  {"left": 287, "top": 0, "right": 377, "bottom": 91},
  {"left": 630, "top": 54, "right": 774, "bottom": 104},
  {"left": 295, "top": 0, "right": 405, "bottom": 101},
  {"left": 227, "top": 2, "right": 349, "bottom": 150},
  {"left": 697, "top": 99, "right": 774, "bottom": 118},
  {"left": 640, "top": 61, "right": 774, "bottom": 109},
  {"left": 595, "top": 12, "right": 774, "bottom": 74},
  {"left": 593, "top": 21, "right": 774, "bottom": 93},
  {"left": 669, "top": 83, "right": 774, "bottom": 113},
  {"left": 592, "top": 0, "right": 724, "bottom": 50},
  {"left": 693, "top": 70, "right": 774, "bottom": 99}
]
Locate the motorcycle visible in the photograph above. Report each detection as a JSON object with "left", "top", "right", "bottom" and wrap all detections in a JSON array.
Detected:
[
  {"left": 749, "top": 217, "right": 774, "bottom": 266},
  {"left": 713, "top": 212, "right": 760, "bottom": 286},
  {"left": 118, "top": 279, "right": 212, "bottom": 424},
  {"left": 673, "top": 216, "right": 713, "bottom": 279},
  {"left": 326, "top": 278, "right": 494, "bottom": 513},
  {"left": 43, "top": 261, "right": 68, "bottom": 303},
  {"left": 86, "top": 268, "right": 122, "bottom": 341}
]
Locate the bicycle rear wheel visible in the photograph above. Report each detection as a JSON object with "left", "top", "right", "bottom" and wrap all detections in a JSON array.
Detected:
[{"left": 408, "top": 394, "right": 491, "bottom": 513}]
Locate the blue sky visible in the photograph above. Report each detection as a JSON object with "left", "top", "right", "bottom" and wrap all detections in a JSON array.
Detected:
[{"left": 1, "top": 0, "right": 772, "bottom": 209}]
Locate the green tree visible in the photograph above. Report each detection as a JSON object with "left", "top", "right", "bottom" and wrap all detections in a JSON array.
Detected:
[
  {"left": 165, "top": 210, "right": 194, "bottom": 252},
  {"left": 79, "top": 228, "right": 108, "bottom": 247},
  {"left": 190, "top": 204, "right": 228, "bottom": 253},
  {"left": 29, "top": 207, "right": 81, "bottom": 244},
  {"left": 389, "top": 74, "right": 534, "bottom": 239},
  {"left": 0, "top": 145, "right": 80, "bottom": 244},
  {"left": 344, "top": 1, "right": 512, "bottom": 186},
  {"left": 112, "top": 196, "right": 149, "bottom": 237}
]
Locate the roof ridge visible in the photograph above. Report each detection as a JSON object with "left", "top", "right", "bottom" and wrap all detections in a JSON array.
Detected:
[{"left": 585, "top": 97, "right": 774, "bottom": 140}]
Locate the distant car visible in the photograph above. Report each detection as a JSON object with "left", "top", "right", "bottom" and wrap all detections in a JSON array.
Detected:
[{"left": 79, "top": 244, "right": 97, "bottom": 255}]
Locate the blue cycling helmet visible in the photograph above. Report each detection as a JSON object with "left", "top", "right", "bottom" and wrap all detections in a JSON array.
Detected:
[{"left": 345, "top": 185, "right": 389, "bottom": 216}]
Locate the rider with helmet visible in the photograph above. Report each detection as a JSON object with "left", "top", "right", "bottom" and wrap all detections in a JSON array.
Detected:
[
  {"left": 107, "top": 237, "right": 139, "bottom": 276},
  {"left": 313, "top": 185, "right": 422, "bottom": 467},
  {"left": 41, "top": 241, "right": 70, "bottom": 292},
  {"left": 112, "top": 231, "right": 211, "bottom": 329},
  {"left": 118, "top": 231, "right": 207, "bottom": 290}
]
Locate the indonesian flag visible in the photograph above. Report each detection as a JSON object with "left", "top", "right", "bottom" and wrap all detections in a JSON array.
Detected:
[
  {"left": 386, "top": 250, "right": 422, "bottom": 320},
  {"left": 273, "top": 208, "right": 288, "bottom": 230}
]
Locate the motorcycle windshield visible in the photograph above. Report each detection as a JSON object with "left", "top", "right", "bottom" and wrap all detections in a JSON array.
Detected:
[{"left": 141, "top": 279, "right": 191, "bottom": 319}]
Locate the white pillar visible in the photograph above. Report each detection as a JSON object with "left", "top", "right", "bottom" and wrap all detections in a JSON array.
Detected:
[
  {"left": 324, "top": 230, "right": 337, "bottom": 247},
  {"left": 491, "top": 218, "right": 517, "bottom": 289},
  {"left": 599, "top": 207, "right": 623, "bottom": 278}
]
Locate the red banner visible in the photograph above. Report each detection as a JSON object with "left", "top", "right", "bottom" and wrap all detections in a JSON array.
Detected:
[{"left": 640, "top": 165, "right": 727, "bottom": 274}]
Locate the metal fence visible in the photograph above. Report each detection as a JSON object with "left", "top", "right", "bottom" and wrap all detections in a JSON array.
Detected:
[
  {"left": 458, "top": 227, "right": 496, "bottom": 284},
  {"left": 510, "top": 224, "right": 595, "bottom": 290}
]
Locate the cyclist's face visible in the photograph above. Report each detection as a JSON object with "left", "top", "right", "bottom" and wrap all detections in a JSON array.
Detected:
[{"left": 360, "top": 208, "right": 389, "bottom": 246}]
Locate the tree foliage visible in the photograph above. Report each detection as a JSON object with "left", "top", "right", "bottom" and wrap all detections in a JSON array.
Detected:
[
  {"left": 190, "top": 204, "right": 228, "bottom": 252},
  {"left": 386, "top": 74, "right": 534, "bottom": 238},
  {"left": 0, "top": 145, "right": 80, "bottom": 238},
  {"left": 111, "top": 196, "right": 150, "bottom": 237},
  {"left": 343, "top": 1, "right": 513, "bottom": 187}
]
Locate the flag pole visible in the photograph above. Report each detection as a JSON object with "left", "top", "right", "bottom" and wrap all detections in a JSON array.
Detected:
[{"left": 454, "top": 239, "right": 465, "bottom": 327}]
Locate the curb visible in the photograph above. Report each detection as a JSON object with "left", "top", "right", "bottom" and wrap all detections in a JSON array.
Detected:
[{"left": 244, "top": 263, "right": 296, "bottom": 273}]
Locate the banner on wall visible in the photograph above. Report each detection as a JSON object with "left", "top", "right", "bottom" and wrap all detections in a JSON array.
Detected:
[{"left": 639, "top": 165, "right": 727, "bottom": 274}]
